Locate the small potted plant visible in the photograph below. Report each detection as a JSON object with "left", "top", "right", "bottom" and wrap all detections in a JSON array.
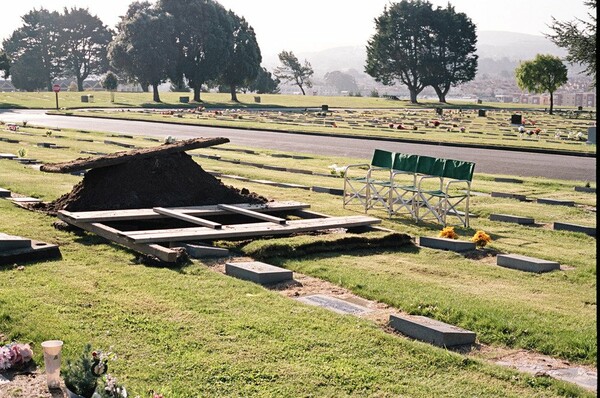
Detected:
[{"left": 62, "top": 344, "right": 109, "bottom": 398}]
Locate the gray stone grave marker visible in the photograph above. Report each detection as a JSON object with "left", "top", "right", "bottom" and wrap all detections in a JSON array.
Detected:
[
  {"left": 489, "top": 214, "right": 535, "bottom": 225},
  {"left": 537, "top": 198, "right": 575, "bottom": 207},
  {"left": 225, "top": 261, "right": 293, "bottom": 285},
  {"left": 419, "top": 237, "right": 475, "bottom": 252},
  {"left": 497, "top": 254, "right": 560, "bottom": 273},
  {"left": 553, "top": 222, "right": 596, "bottom": 236},
  {"left": 296, "top": 294, "right": 373, "bottom": 315},
  {"left": 389, "top": 314, "right": 476, "bottom": 347}
]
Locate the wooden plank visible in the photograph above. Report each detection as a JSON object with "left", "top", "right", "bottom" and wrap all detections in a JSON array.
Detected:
[
  {"left": 153, "top": 207, "right": 222, "bottom": 229},
  {"left": 56, "top": 215, "right": 181, "bottom": 263},
  {"left": 40, "top": 137, "right": 229, "bottom": 173},
  {"left": 122, "top": 216, "right": 381, "bottom": 243},
  {"left": 218, "top": 204, "right": 287, "bottom": 224},
  {"left": 58, "top": 201, "right": 309, "bottom": 223}
]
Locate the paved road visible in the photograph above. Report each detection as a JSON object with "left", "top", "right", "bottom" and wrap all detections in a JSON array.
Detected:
[{"left": 0, "top": 109, "right": 595, "bottom": 181}]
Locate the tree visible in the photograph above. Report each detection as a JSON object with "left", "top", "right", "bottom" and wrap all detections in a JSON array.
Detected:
[
  {"left": 60, "top": 8, "right": 113, "bottom": 91},
  {"left": 2, "top": 8, "right": 62, "bottom": 91},
  {"left": 324, "top": 71, "right": 358, "bottom": 93},
  {"left": 0, "top": 51, "right": 9, "bottom": 78},
  {"left": 248, "top": 67, "right": 280, "bottom": 94},
  {"left": 546, "top": 0, "right": 596, "bottom": 86},
  {"left": 366, "top": 1, "right": 437, "bottom": 103},
  {"left": 219, "top": 12, "right": 262, "bottom": 102},
  {"left": 426, "top": 4, "right": 478, "bottom": 102},
  {"left": 160, "top": 0, "right": 233, "bottom": 102},
  {"left": 102, "top": 71, "right": 118, "bottom": 102},
  {"left": 9, "top": 50, "right": 47, "bottom": 91},
  {"left": 108, "top": 1, "right": 178, "bottom": 102},
  {"left": 273, "top": 50, "right": 313, "bottom": 95},
  {"left": 515, "top": 54, "right": 568, "bottom": 115}
]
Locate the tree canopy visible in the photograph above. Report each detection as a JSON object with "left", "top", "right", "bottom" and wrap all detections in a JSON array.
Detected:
[
  {"left": 109, "top": 1, "right": 177, "bottom": 102},
  {"left": 2, "top": 8, "right": 63, "bottom": 91},
  {"left": 219, "top": 11, "right": 262, "bottom": 102},
  {"left": 248, "top": 67, "right": 280, "bottom": 94},
  {"left": 160, "top": 0, "right": 233, "bottom": 102},
  {"left": 546, "top": 0, "right": 596, "bottom": 86},
  {"left": 0, "top": 51, "right": 9, "bottom": 78},
  {"left": 60, "top": 7, "right": 113, "bottom": 91},
  {"left": 366, "top": 0, "right": 478, "bottom": 103},
  {"left": 324, "top": 71, "right": 359, "bottom": 93},
  {"left": 102, "top": 71, "right": 118, "bottom": 102},
  {"left": 426, "top": 4, "right": 478, "bottom": 102},
  {"left": 515, "top": 54, "right": 568, "bottom": 114},
  {"left": 273, "top": 50, "right": 314, "bottom": 95}
]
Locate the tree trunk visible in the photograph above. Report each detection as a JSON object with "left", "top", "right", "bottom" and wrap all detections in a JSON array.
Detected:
[
  {"left": 433, "top": 86, "right": 447, "bottom": 103},
  {"left": 230, "top": 85, "right": 239, "bottom": 102},
  {"left": 299, "top": 85, "right": 306, "bottom": 95},
  {"left": 141, "top": 83, "right": 149, "bottom": 92},
  {"left": 152, "top": 84, "right": 161, "bottom": 102},
  {"left": 193, "top": 86, "right": 202, "bottom": 102},
  {"left": 77, "top": 76, "right": 84, "bottom": 92},
  {"left": 110, "top": 91, "right": 115, "bottom": 103},
  {"left": 549, "top": 91, "right": 554, "bottom": 115},
  {"left": 409, "top": 89, "right": 418, "bottom": 104}
]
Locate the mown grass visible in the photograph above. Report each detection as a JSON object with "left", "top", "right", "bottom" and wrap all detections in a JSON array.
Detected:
[{"left": 0, "top": 125, "right": 596, "bottom": 397}]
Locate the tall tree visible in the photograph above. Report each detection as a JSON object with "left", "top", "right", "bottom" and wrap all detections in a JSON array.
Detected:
[
  {"left": 365, "top": 1, "right": 436, "bottom": 103},
  {"left": 273, "top": 50, "right": 313, "bottom": 95},
  {"left": 248, "top": 66, "right": 280, "bottom": 94},
  {"left": 60, "top": 8, "right": 113, "bottom": 91},
  {"left": 159, "top": 0, "right": 232, "bottom": 102},
  {"left": 219, "top": 11, "right": 262, "bottom": 102},
  {"left": 546, "top": 0, "right": 596, "bottom": 86},
  {"left": 9, "top": 50, "right": 48, "bottom": 91},
  {"left": 0, "top": 51, "right": 9, "bottom": 78},
  {"left": 515, "top": 54, "right": 568, "bottom": 115},
  {"left": 2, "top": 8, "right": 62, "bottom": 91},
  {"left": 427, "top": 4, "right": 478, "bottom": 103},
  {"left": 109, "top": 1, "right": 177, "bottom": 102}
]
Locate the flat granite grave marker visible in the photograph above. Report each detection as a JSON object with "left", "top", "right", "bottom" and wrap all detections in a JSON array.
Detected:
[
  {"left": 0, "top": 233, "right": 32, "bottom": 250},
  {"left": 537, "top": 198, "right": 575, "bottom": 207},
  {"left": 494, "top": 177, "right": 523, "bottom": 184},
  {"left": 419, "top": 237, "right": 475, "bottom": 252},
  {"left": 0, "top": 188, "right": 11, "bottom": 198},
  {"left": 0, "top": 153, "right": 17, "bottom": 159},
  {"left": 574, "top": 186, "right": 596, "bottom": 193},
  {"left": 491, "top": 192, "right": 528, "bottom": 201},
  {"left": 553, "top": 222, "right": 596, "bottom": 237},
  {"left": 490, "top": 214, "right": 535, "bottom": 225},
  {"left": 296, "top": 294, "right": 373, "bottom": 315},
  {"left": 389, "top": 314, "right": 476, "bottom": 347},
  {"left": 0, "top": 237, "right": 61, "bottom": 265},
  {"left": 225, "top": 261, "right": 293, "bottom": 285},
  {"left": 497, "top": 254, "right": 560, "bottom": 273}
]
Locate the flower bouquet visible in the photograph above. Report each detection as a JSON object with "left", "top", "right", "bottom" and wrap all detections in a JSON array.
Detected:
[{"left": 0, "top": 342, "right": 33, "bottom": 371}]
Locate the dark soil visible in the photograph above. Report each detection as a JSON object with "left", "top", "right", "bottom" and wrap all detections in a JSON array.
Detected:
[{"left": 31, "top": 152, "right": 268, "bottom": 215}]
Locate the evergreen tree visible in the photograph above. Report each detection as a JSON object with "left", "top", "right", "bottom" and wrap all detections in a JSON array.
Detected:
[{"left": 273, "top": 50, "right": 313, "bottom": 95}]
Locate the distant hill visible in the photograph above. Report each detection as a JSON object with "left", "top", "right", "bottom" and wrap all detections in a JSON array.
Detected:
[{"left": 262, "top": 31, "right": 574, "bottom": 78}]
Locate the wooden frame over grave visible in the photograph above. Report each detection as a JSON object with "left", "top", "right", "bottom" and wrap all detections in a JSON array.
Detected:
[{"left": 58, "top": 201, "right": 383, "bottom": 264}]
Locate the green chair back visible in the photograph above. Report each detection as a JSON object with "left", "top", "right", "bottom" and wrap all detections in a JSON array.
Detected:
[
  {"left": 416, "top": 156, "right": 446, "bottom": 177},
  {"left": 392, "top": 153, "right": 418, "bottom": 173},
  {"left": 371, "top": 149, "right": 394, "bottom": 169},
  {"left": 444, "top": 159, "right": 475, "bottom": 181}
]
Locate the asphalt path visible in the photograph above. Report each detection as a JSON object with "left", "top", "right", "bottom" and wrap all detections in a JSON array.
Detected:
[{"left": 0, "top": 109, "right": 596, "bottom": 181}]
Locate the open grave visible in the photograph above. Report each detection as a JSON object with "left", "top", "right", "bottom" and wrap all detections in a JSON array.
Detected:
[{"left": 37, "top": 137, "right": 385, "bottom": 264}]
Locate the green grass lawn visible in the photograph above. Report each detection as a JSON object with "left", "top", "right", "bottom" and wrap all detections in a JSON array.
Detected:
[{"left": 0, "top": 125, "right": 596, "bottom": 397}]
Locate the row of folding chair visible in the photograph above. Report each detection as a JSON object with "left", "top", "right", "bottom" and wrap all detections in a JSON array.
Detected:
[{"left": 342, "top": 149, "right": 476, "bottom": 227}]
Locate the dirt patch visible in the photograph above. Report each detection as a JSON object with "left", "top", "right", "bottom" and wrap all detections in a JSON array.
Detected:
[
  {"left": 30, "top": 152, "right": 267, "bottom": 215},
  {"left": 0, "top": 366, "right": 67, "bottom": 398}
]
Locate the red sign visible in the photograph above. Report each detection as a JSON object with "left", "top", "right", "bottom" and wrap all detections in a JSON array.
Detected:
[{"left": 52, "top": 84, "right": 61, "bottom": 93}]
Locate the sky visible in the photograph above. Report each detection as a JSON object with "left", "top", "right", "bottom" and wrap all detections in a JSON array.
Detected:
[{"left": 0, "top": 0, "right": 593, "bottom": 57}]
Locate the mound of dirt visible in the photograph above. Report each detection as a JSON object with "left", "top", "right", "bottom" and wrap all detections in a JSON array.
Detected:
[{"left": 32, "top": 152, "right": 267, "bottom": 214}]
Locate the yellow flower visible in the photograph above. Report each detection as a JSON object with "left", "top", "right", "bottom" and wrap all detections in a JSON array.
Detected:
[
  {"left": 439, "top": 226, "right": 458, "bottom": 239},
  {"left": 471, "top": 231, "right": 492, "bottom": 247}
]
